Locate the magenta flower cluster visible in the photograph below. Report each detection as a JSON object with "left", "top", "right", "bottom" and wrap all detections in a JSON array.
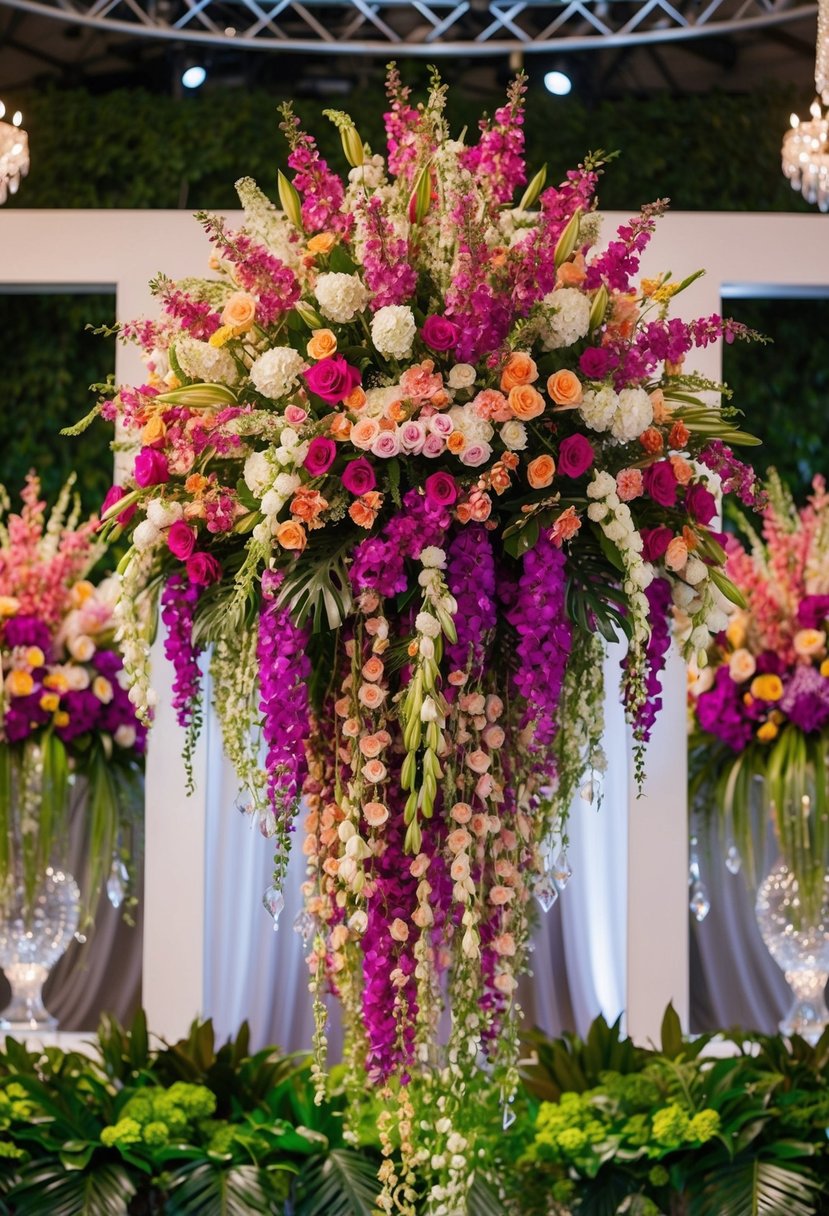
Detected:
[
  {"left": 160, "top": 573, "right": 203, "bottom": 730},
  {"left": 349, "top": 489, "right": 452, "bottom": 598},
  {"left": 628, "top": 576, "right": 673, "bottom": 742},
  {"left": 257, "top": 574, "right": 311, "bottom": 818},
  {"left": 445, "top": 524, "right": 497, "bottom": 678}
]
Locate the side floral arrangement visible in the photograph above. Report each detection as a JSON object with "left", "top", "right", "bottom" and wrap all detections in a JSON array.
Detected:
[
  {"left": 0, "top": 474, "right": 146, "bottom": 934},
  {"left": 688, "top": 472, "right": 829, "bottom": 912},
  {"left": 73, "top": 68, "right": 764, "bottom": 1210}
]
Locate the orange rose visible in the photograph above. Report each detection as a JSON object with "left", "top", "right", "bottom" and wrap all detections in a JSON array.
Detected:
[
  {"left": 556, "top": 256, "right": 586, "bottom": 287},
  {"left": 275, "top": 520, "right": 307, "bottom": 551},
  {"left": 547, "top": 369, "right": 583, "bottom": 407},
  {"left": 489, "top": 463, "right": 512, "bottom": 495},
  {"left": 329, "top": 413, "right": 353, "bottom": 441},
  {"left": 290, "top": 489, "right": 328, "bottom": 526},
  {"left": 344, "top": 385, "right": 367, "bottom": 412},
  {"left": 185, "top": 473, "right": 209, "bottom": 495},
  {"left": 221, "top": 291, "right": 257, "bottom": 332},
  {"left": 455, "top": 502, "right": 473, "bottom": 524},
  {"left": 500, "top": 351, "right": 538, "bottom": 391},
  {"left": 527, "top": 454, "right": 556, "bottom": 489},
  {"left": 447, "top": 432, "right": 466, "bottom": 454},
  {"left": 307, "top": 328, "right": 338, "bottom": 360},
  {"left": 508, "top": 384, "right": 545, "bottom": 421},
  {"left": 307, "top": 232, "right": 337, "bottom": 255},
  {"left": 141, "top": 414, "right": 167, "bottom": 445},
  {"left": 349, "top": 491, "right": 382, "bottom": 529},
  {"left": 351, "top": 417, "right": 380, "bottom": 450},
  {"left": 665, "top": 537, "right": 689, "bottom": 571},
  {"left": 670, "top": 455, "right": 694, "bottom": 485}
]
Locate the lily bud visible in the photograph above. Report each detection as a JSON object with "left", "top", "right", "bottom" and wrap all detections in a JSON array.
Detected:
[
  {"left": 401, "top": 750, "right": 417, "bottom": 791},
  {"left": 156, "top": 383, "right": 238, "bottom": 407},
  {"left": 420, "top": 695, "right": 439, "bottom": 723},
  {"left": 277, "top": 170, "right": 303, "bottom": 230},
  {"left": 409, "top": 164, "right": 433, "bottom": 225},
  {"left": 341, "top": 124, "right": 365, "bottom": 168},
  {"left": 404, "top": 818, "right": 423, "bottom": 855},
  {"left": 554, "top": 207, "right": 582, "bottom": 270},
  {"left": 517, "top": 164, "right": 547, "bottom": 213},
  {"left": 294, "top": 300, "right": 323, "bottom": 329},
  {"left": 588, "top": 284, "right": 609, "bottom": 332}
]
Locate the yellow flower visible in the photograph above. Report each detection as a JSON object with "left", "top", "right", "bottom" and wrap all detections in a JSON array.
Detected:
[
  {"left": 640, "top": 277, "right": 661, "bottom": 298},
  {"left": 653, "top": 282, "right": 680, "bottom": 303},
  {"left": 43, "top": 671, "right": 69, "bottom": 693},
  {"left": 208, "top": 324, "right": 234, "bottom": 348},
  {"left": 39, "top": 692, "right": 60, "bottom": 713},
  {"left": 821, "top": 658, "right": 829, "bottom": 678},
  {"left": 54, "top": 711, "right": 70, "bottom": 728},
  {"left": 306, "top": 232, "right": 337, "bottom": 255},
  {"left": 71, "top": 580, "right": 95, "bottom": 607},
  {"left": 726, "top": 614, "right": 747, "bottom": 649},
  {"left": 750, "top": 674, "right": 784, "bottom": 702},
  {"left": 25, "top": 647, "right": 45, "bottom": 669},
  {"left": 141, "top": 415, "right": 167, "bottom": 446},
  {"left": 0, "top": 596, "right": 20, "bottom": 617},
  {"left": 7, "top": 670, "right": 34, "bottom": 697},
  {"left": 757, "top": 721, "right": 779, "bottom": 743}
]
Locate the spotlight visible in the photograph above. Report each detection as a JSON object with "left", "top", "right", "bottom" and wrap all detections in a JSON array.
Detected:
[
  {"left": 544, "top": 69, "right": 572, "bottom": 97},
  {"left": 181, "top": 64, "right": 207, "bottom": 90}
]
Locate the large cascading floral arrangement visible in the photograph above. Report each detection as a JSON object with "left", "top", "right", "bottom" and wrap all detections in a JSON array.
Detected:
[
  {"left": 688, "top": 472, "right": 829, "bottom": 915},
  {"left": 0, "top": 476, "right": 146, "bottom": 930},
  {"left": 81, "top": 70, "right": 764, "bottom": 1208}
]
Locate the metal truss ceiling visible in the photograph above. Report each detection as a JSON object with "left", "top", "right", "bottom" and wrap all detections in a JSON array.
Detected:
[{"left": 0, "top": 0, "right": 819, "bottom": 55}]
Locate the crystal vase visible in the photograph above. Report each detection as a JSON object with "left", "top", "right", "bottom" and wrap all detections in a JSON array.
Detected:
[{"left": 0, "top": 743, "right": 80, "bottom": 1031}]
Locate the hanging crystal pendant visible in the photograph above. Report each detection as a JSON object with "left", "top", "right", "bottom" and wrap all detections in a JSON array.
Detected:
[
  {"left": 234, "top": 790, "right": 254, "bottom": 815},
  {"left": 502, "top": 1102, "right": 517, "bottom": 1131},
  {"left": 263, "top": 885, "right": 285, "bottom": 929},
  {"left": 725, "top": 844, "right": 742, "bottom": 876},
  {"left": 689, "top": 881, "right": 711, "bottom": 922},
  {"left": 534, "top": 880, "right": 559, "bottom": 913},
  {"left": 293, "top": 908, "right": 315, "bottom": 945},
  {"left": 688, "top": 835, "right": 701, "bottom": 885},
  {"left": 106, "top": 857, "right": 129, "bottom": 909},
  {"left": 552, "top": 850, "right": 573, "bottom": 889}
]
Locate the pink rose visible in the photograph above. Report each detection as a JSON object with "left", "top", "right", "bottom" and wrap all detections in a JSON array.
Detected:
[
  {"left": 341, "top": 458, "right": 376, "bottom": 496},
  {"left": 643, "top": 460, "right": 679, "bottom": 508},
  {"left": 400, "top": 421, "right": 426, "bottom": 454},
  {"left": 284, "top": 404, "right": 308, "bottom": 426},
  {"left": 641, "top": 526, "right": 673, "bottom": 562},
  {"left": 421, "top": 314, "right": 460, "bottom": 352},
  {"left": 370, "top": 430, "right": 401, "bottom": 459},
  {"left": 186, "top": 552, "right": 222, "bottom": 586},
  {"left": 134, "top": 447, "right": 169, "bottom": 487},
  {"left": 459, "top": 442, "right": 491, "bottom": 468},
  {"left": 100, "top": 484, "right": 136, "bottom": 526},
  {"left": 557, "top": 434, "right": 594, "bottom": 478},
  {"left": 167, "top": 520, "right": 197, "bottom": 560},
  {"left": 304, "top": 435, "right": 337, "bottom": 476},
  {"left": 428, "top": 412, "right": 454, "bottom": 438},
  {"left": 422, "top": 433, "right": 445, "bottom": 458},
  {"left": 684, "top": 483, "right": 717, "bottom": 525},
  {"left": 304, "top": 355, "right": 362, "bottom": 404},
  {"left": 424, "top": 472, "right": 458, "bottom": 508}
]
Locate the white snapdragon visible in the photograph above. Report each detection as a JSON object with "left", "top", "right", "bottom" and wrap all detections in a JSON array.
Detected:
[
  {"left": 371, "top": 305, "right": 416, "bottom": 359},
  {"left": 174, "top": 336, "right": 238, "bottom": 386},
  {"left": 500, "top": 419, "right": 528, "bottom": 451},
  {"left": 610, "top": 387, "right": 654, "bottom": 443},
  {"left": 315, "top": 271, "right": 370, "bottom": 323},
  {"left": 348, "top": 154, "right": 386, "bottom": 189},
  {"left": 420, "top": 547, "right": 447, "bottom": 569},
  {"left": 580, "top": 385, "right": 619, "bottom": 433},
  {"left": 146, "top": 498, "right": 183, "bottom": 528},
  {"left": 249, "top": 347, "right": 308, "bottom": 400},
  {"left": 132, "top": 519, "right": 161, "bottom": 551},
  {"left": 586, "top": 470, "right": 616, "bottom": 499},
  {"left": 274, "top": 472, "right": 301, "bottom": 497},
  {"left": 448, "top": 363, "right": 477, "bottom": 390},
  {"left": 539, "top": 287, "right": 591, "bottom": 350}
]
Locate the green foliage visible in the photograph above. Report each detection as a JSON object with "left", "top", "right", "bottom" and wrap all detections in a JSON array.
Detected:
[
  {"left": 292, "top": 1148, "right": 381, "bottom": 1216},
  {"left": 0, "top": 293, "right": 115, "bottom": 518}
]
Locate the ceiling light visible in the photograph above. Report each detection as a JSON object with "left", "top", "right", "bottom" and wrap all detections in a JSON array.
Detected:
[
  {"left": 0, "top": 100, "right": 29, "bottom": 205},
  {"left": 781, "top": 0, "right": 829, "bottom": 210},
  {"left": 544, "top": 70, "right": 572, "bottom": 97}
]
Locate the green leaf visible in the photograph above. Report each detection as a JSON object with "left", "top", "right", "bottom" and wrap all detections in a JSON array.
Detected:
[
  {"left": 691, "top": 1158, "right": 823, "bottom": 1216},
  {"left": 467, "top": 1174, "right": 506, "bottom": 1215},
  {"left": 293, "top": 1148, "right": 381, "bottom": 1216},
  {"left": 328, "top": 245, "right": 358, "bottom": 275},
  {"left": 166, "top": 1161, "right": 285, "bottom": 1216},
  {"left": 7, "top": 1161, "right": 136, "bottom": 1216},
  {"left": 660, "top": 1002, "right": 684, "bottom": 1059}
]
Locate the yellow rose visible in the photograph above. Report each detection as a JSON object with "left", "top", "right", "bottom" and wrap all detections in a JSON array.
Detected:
[
  {"left": 750, "top": 674, "right": 784, "bottom": 702},
  {"left": 141, "top": 415, "right": 167, "bottom": 446},
  {"left": 757, "top": 721, "right": 779, "bottom": 743},
  {"left": 0, "top": 595, "right": 20, "bottom": 617},
  {"left": 7, "top": 670, "right": 34, "bottom": 697},
  {"left": 220, "top": 291, "right": 257, "bottom": 333},
  {"left": 307, "top": 232, "right": 337, "bottom": 255},
  {"left": 25, "top": 646, "right": 45, "bottom": 668},
  {"left": 307, "top": 329, "right": 338, "bottom": 361},
  {"left": 40, "top": 692, "right": 60, "bottom": 713}
]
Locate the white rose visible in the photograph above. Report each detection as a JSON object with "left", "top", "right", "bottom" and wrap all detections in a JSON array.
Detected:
[
  {"left": 448, "top": 363, "right": 477, "bottom": 390},
  {"left": 448, "top": 403, "right": 493, "bottom": 444},
  {"left": 114, "top": 724, "right": 137, "bottom": 749},
  {"left": 500, "top": 420, "right": 527, "bottom": 451},
  {"left": 315, "top": 271, "right": 370, "bottom": 323},
  {"left": 371, "top": 305, "right": 417, "bottom": 360},
  {"left": 249, "top": 347, "right": 308, "bottom": 400}
]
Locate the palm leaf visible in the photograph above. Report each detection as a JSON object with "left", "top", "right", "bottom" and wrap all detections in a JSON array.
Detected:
[
  {"left": 7, "top": 1161, "right": 135, "bottom": 1216},
  {"left": 292, "top": 1148, "right": 380, "bottom": 1216},
  {"left": 467, "top": 1174, "right": 506, "bottom": 1216},
  {"left": 165, "top": 1161, "right": 285, "bottom": 1216},
  {"left": 691, "top": 1159, "right": 822, "bottom": 1216}
]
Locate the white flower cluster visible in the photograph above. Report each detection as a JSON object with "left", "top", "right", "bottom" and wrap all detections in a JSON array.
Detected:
[
  {"left": 370, "top": 304, "right": 417, "bottom": 360},
  {"left": 580, "top": 385, "right": 654, "bottom": 444},
  {"left": 249, "top": 346, "right": 308, "bottom": 400},
  {"left": 539, "top": 287, "right": 591, "bottom": 350},
  {"left": 447, "top": 403, "right": 494, "bottom": 446},
  {"left": 113, "top": 554, "right": 158, "bottom": 720},
  {"left": 174, "top": 336, "right": 238, "bottom": 387},
  {"left": 244, "top": 432, "right": 309, "bottom": 544},
  {"left": 673, "top": 574, "right": 734, "bottom": 666},
  {"left": 314, "top": 271, "right": 370, "bottom": 323},
  {"left": 236, "top": 176, "right": 302, "bottom": 269},
  {"left": 586, "top": 471, "right": 654, "bottom": 643},
  {"left": 500, "top": 419, "right": 528, "bottom": 451}
]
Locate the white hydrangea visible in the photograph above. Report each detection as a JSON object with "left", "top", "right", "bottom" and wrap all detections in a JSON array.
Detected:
[
  {"left": 500, "top": 419, "right": 528, "bottom": 451},
  {"left": 249, "top": 347, "right": 308, "bottom": 401},
  {"left": 371, "top": 305, "right": 417, "bottom": 360},
  {"left": 146, "top": 498, "right": 183, "bottom": 528},
  {"left": 175, "top": 337, "right": 238, "bottom": 387},
  {"left": 610, "top": 387, "right": 654, "bottom": 443},
  {"left": 364, "top": 386, "right": 401, "bottom": 417},
  {"left": 539, "top": 288, "right": 591, "bottom": 350},
  {"left": 315, "top": 272, "right": 370, "bottom": 323},
  {"left": 448, "top": 403, "right": 494, "bottom": 445},
  {"left": 274, "top": 472, "right": 301, "bottom": 497},
  {"left": 420, "top": 547, "right": 447, "bottom": 569},
  {"left": 243, "top": 451, "right": 274, "bottom": 497},
  {"left": 580, "top": 386, "right": 619, "bottom": 433}
]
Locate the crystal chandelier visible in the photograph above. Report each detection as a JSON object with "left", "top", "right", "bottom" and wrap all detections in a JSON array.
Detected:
[
  {"left": 782, "top": 0, "right": 829, "bottom": 211},
  {"left": 0, "top": 101, "right": 29, "bottom": 205}
]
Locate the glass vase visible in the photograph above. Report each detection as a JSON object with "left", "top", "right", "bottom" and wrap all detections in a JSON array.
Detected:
[{"left": 0, "top": 743, "right": 80, "bottom": 1031}]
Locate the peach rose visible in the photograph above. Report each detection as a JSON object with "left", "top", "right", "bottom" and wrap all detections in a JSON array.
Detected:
[
  {"left": 359, "top": 735, "right": 384, "bottom": 759},
  {"left": 527, "top": 454, "right": 556, "bottom": 489},
  {"left": 508, "top": 384, "right": 545, "bottom": 421},
  {"left": 275, "top": 520, "right": 307, "bottom": 551},
  {"left": 349, "top": 491, "right": 382, "bottom": 529},
  {"left": 344, "top": 385, "right": 368, "bottom": 412},
  {"left": 362, "top": 656, "right": 385, "bottom": 682},
  {"left": 451, "top": 802, "right": 472, "bottom": 823},
  {"left": 729, "top": 649, "right": 757, "bottom": 683},
  {"left": 493, "top": 932, "right": 516, "bottom": 956},
  {"left": 475, "top": 773, "right": 495, "bottom": 800},
  {"left": 307, "top": 232, "right": 337, "bottom": 255},
  {"left": 489, "top": 463, "right": 512, "bottom": 495},
  {"left": 794, "top": 628, "right": 826, "bottom": 657},
  {"left": 290, "top": 488, "right": 328, "bottom": 525},
  {"left": 361, "top": 758, "right": 387, "bottom": 783},
  {"left": 307, "top": 328, "right": 338, "bottom": 360},
  {"left": 470, "top": 813, "right": 489, "bottom": 837},
  {"left": 489, "top": 885, "right": 514, "bottom": 906},
  {"left": 482, "top": 724, "right": 505, "bottom": 749},
  {"left": 351, "top": 417, "right": 380, "bottom": 450},
  {"left": 466, "top": 749, "right": 491, "bottom": 774},
  {"left": 329, "top": 413, "right": 353, "bottom": 441},
  {"left": 221, "top": 291, "right": 257, "bottom": 332},
  {"left": 409, "top": 853, "right": 431, "bottom": 878},
  {"left": 670, "top": 455, "right": 694, "bottom": 485},
  {"left": 547, "top": 369, "right": 583, "bottom": 407},
  {"left": 664, "top": 536, "right": 689, "bottom": 572},
  {"left": 500, "top": 351, "right": 538, "bottom": 391},
  {"left": 447, "top": 829, "right": 472, "bottom": 854},
  {"left": 342, "top": 717, "right": 361, "bottom": 738},
  {"left": 450, "top": 855, "right": 471, "bottom": 881},
  {"left": 494, "top": 972, "right": 518, "bottom": 995},
  {"left": 556, "top": 257, "right": 586, "bottom": 287},
  {"left": 358, "top": 683, "right": 386, "bottom": 710},
  {"left": 363, "top": 801, "right": 390, "bottom": 827}
]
